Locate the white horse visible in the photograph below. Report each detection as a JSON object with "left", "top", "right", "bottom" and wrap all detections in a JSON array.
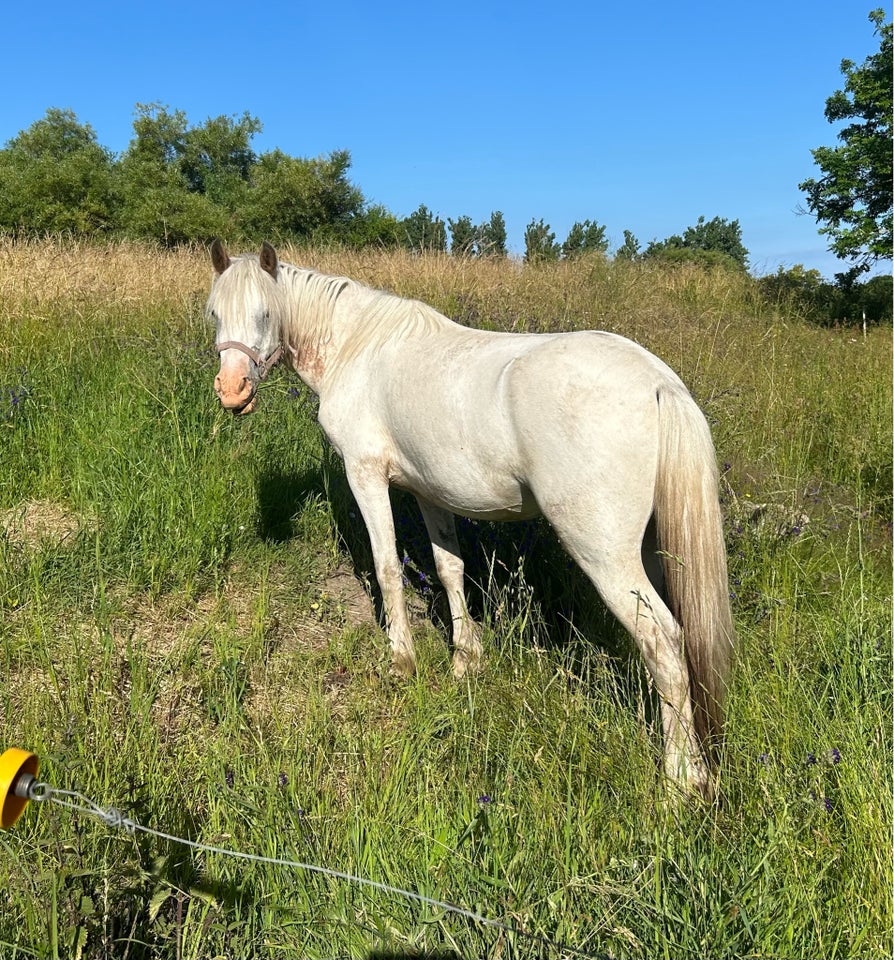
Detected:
[{"left": 208, "top": 241, "right": 734, "bottom": 799}]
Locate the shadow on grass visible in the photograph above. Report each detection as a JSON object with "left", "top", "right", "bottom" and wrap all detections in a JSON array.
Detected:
[
  {"left": 256, "top": 467, "right": 323, "bottom": 542},
  {"left": 253, "top": 448, "right": 649, "bottom": 715}
]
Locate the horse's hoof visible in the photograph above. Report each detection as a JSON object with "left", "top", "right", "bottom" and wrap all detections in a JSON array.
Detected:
[
  {"left": 452, "top": 648, "right": 482, "bottom": 680},
  {"left": 389, "top": 653, "right": 416, "bottom": 679},
  {"left": 676, "top": 765, "right": 716, "bottom": 805}
]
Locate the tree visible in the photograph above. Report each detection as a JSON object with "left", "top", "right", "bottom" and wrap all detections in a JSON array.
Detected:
[
  {"left": 447, "top": 211, "right": 507, "bottom": 257},
  {"left": 478, "top": 211, "right": 507, "bottom": 257},
  {"left": 0, "top": 109, "right": 116, "bottom": 235},
  {"left": 524, "top": 218, "right": 560, "bottom": 262},
  {"left": 758, "top": 264, "right": 892, "bottom": 326},
  {"left": 615, "top": 230, "right": 640, "bottom": 261},
  {"left": 178, "top": 111, "right": 262, "bottom": 206},
  {"left": 121, "top": 103, "right": 261, "bottom": 199},
  {"left": 344, "top": 204, "right": 403, "bottom": 248},
  {"left": 644, "top": 216, "right": 748, "bottom": 269},
  {"left": 448, "top": 214, "right": 478, "bottom": 256},
  {"left": 561, "top": 219, "right": 609, "bottom": 259},
  {"left": 116, "top": 103, "right": 239, "bottom": 243},
  {"left": 683, "top": 216, "right": 748, "bottom": 267},
  {"left": 799, "top": 9, "right": 892, "bottom": 274},
  {"left": 240, "top": 148, "right": 364, "bottom": 243},
  {"left": 401, "top": 204, "right": 447, "bottom": 252}
]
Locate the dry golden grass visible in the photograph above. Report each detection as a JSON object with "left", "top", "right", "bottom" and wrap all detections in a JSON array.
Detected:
[
  {"left": 0, "top": 236, "right": 205, "bottom": 307},
  {"left": 0, "top": 235, "right": 761, "bottom": 326}
]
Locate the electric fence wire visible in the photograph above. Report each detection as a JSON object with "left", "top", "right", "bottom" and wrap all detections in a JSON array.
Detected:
[{"left": 26, "top": 780, "right": 604, "bottom": 959}]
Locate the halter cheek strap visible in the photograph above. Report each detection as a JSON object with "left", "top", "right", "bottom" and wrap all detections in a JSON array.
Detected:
[{"left": 216, "top": 341, "right": 283, "bottom": 381}]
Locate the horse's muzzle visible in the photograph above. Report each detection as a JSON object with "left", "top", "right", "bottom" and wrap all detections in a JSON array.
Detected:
[{"left": 214, "top": 372, "right": 258, "bottom": 415}]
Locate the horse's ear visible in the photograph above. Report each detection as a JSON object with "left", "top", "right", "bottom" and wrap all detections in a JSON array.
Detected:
[
  {"left": 211, "top": 239, "right": 230, "bottom": 275},
  {"left": 260, "top": 242, "right": 278, "bottom": 278}
]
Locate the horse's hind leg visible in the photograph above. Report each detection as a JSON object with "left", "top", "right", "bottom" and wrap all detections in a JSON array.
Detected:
[
  {"left": 545, "top": 507, "right": 710, "bottom": 798},
  {"left": 417, "top": 499, "right": 482, "bottom": 678}
]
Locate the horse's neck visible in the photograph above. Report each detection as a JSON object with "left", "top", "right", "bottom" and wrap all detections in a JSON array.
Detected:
[
  {"left": 282, "top": 266, "right": 367, "bottom": 393},
  {"left": 282, "top": 265, "right": 454, "bottom": 392}
]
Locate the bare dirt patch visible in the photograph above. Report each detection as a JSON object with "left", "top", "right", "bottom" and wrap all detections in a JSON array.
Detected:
[
  {"left": 244, "top": 563, "right": 380, "bottom": 725},
  {"left": 1, "top": 499, "right": 93, "bottom": 547}
]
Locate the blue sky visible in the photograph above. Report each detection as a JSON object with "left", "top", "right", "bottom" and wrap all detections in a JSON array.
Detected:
[{"left": 1, "top": 1, "right": 886, "bottom": 276}]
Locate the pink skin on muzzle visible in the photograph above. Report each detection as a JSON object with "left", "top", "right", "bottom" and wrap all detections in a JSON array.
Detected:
[{"left": 214, "top": 355, "right": 258, "bottom": 415}]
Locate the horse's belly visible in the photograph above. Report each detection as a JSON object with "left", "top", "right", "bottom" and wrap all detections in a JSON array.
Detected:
[{"left": 390, "top": 460, "right": 540, "bottom": 522}]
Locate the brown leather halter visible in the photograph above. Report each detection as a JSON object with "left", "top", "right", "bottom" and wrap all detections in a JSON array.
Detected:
[{"left": 216, "top": 341, "right": 283, "bottom": 381}]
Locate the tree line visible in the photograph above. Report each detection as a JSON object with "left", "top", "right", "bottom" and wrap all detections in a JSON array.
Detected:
[{"left": 0, "top": 103, "right": 748, "bottom": 265}]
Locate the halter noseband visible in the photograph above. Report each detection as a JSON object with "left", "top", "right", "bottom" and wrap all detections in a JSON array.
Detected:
[{"left": 216, "top": 341, "right": 283, "bottom": 381}]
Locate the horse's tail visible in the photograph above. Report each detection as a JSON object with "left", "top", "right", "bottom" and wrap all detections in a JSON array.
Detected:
[{"left": 653, "top": 385, "right": 735, "bottom": 758}]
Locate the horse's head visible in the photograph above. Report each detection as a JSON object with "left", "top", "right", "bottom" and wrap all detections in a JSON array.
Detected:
[{"left": 207, "top": 240, "right": 284, "bottom": 415}]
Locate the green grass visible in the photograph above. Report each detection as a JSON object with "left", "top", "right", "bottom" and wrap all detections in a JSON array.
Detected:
[{"left": 0, "top": 240, "right": 890, "bottom": 959}]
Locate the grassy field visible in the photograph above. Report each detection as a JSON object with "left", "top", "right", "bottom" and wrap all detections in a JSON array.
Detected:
[{"left": 0, "top": 238, "right": 890, "bottom": 959}]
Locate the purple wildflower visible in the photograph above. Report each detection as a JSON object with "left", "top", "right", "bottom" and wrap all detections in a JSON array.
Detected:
[
  {"left": 827, "top": 747, "right": 841, "bottom": 765},
  {"left": 225, "top": 769, "right": 235, "bottom": 789},
  {"left": 477, "top": 794, "right": 492, "bottom": 805}
]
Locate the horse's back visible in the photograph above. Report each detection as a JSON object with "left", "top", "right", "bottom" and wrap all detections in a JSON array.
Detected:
[
  {"left": 505, "top": 330, "right": 687, "bottom": 442},
  {"left": 509, "top": 329, "right": 685, "bottom": 394}
]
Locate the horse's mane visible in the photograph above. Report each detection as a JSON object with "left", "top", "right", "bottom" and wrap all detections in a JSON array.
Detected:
[
  {"left": 208, "top": 255, "right": 454, "bottom": 377},
  {"left": 276, "top": 260, "right": 454, "bottom": 374}
]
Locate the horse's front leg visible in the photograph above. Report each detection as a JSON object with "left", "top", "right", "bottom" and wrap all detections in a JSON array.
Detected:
[
  {"left": 416, "top": 499, "right": 482, "bottom": 678},
  {"left": 345, "top": 461, "right": 416, "bottom": 677}
]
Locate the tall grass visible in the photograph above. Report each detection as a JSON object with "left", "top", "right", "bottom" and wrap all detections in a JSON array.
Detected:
[{"left": 0, "top": 239, "right": 890, "bottom": 959}]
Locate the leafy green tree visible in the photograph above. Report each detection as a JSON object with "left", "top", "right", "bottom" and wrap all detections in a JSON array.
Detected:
[
  {"left": 121, "top": 186, "right": 230, "bottom": 246},
  {"left": 799, "top": 9, "right": 892, "bottom": 273},
  {"left": 644, "top": 216, "right": 748, "bottom": 269},
  {"left": 0, "top": 108, "right": 116, "bottom": 235},
  {"left": 682, "top": 216, "right": 748, "bottom": 267},
  {"left": 758, "top": 264, "right": 830, "bottom": 320},
  {"left": 615, "top": 230, "right": 641, "bottom": 261},
  {"left": 240, "top": 148, "right": 363, "bottom": 243},
  {"left": 124, "top": 103, "right": 189, "bottom": 170},
  {"left": 856, "top": 273, "right": 893, "bottom": 322},
  {"left": 116, "top": 103, "right": 232, "bottom": 243},
  {"left": 447, "top": 211, "right": 507, "bottom": 257},
  {"left": 179, "top": 111, "right": 261, "bottom": 207},
  {"left": 448, "top": 214, "right": 478, "bottom": 256},
  {"left": 524, "top": 218, "right": 560, "bottom": 262},
  {"left": 562, "top": 219, "right": 609, "bottom": 259},
  {"left": 401, "top": 204, "right": 447, "bottom": 252},
  {"left": 478, "top": 210, "right": 507, "bottom": 257},
  {"left": 120, "top": 103, "right": 260, "bottom": 198},
  {"left": 758, "top": 264, "right": 892, "bottom": 326},
  {"left": 344, "top": 204, "right": 403, "bottom": 248}
]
